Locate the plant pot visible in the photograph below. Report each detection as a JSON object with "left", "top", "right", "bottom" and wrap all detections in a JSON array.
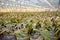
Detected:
[
  {"left": 0, "top": 34, "right": 4, "bottom": 40},
  {"left": 0, "top": 33, "right": 17, "bottom": 40}
]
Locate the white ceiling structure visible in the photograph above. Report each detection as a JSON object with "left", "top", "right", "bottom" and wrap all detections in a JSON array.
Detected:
[{"left": 0, "top": 0, "right": 59, "bottom": 8}]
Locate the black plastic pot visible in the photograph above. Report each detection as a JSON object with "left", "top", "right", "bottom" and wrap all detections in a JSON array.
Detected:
[
  {"left": 0, "top": 34, "right": 17, "bottom": 40},
  {"left": 0, "top": 34, "right": 4, "bottom": 40}
]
